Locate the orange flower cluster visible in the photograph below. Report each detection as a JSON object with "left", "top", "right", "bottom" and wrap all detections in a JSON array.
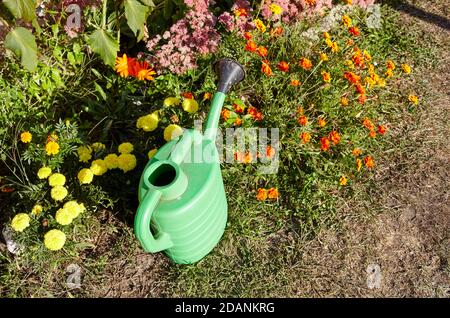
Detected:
[
  {"left": 256, "top": 187, "right": 279, "bottom": 201},
  {"left": 299, "top": 57, "right": 313, "bottom": 70},
  {"left": 115, "top": 54, "right": 156, "bottom": 81}
]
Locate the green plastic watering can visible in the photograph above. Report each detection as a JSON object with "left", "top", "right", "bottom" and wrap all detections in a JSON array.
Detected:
[{"left": 134, "top": 59, "right": 245, "bottom": 264}]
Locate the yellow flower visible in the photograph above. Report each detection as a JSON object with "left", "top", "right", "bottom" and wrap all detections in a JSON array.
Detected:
[
  {"left": 44, "top": 229, "right": 66, "bottom": 251},
  {"left": 31, "top": 204, "right": 43, "bottom": 215},
  {"left": 164, "top": 124, "right": 183, "bottom": 142},
  {"left": 269, "top": 4, "right": 283, "bottom": 15},
  {"left": 78, "top": 168, "right": 94, "bottom": 184},
  {"left": 342, "top": 15, "right": 352, "bottom": 27},
  {"left": 363, "top": 50, "right": 372, "bottom": 61},
  {"left": 115, "top": 54, "right": 129, "bottom": 78},
  {"left": 325, "top": 38, "right": 332, "bottom": 48},
  {"left": 323, "top": 31, "right": 330, "bottom": 39},
  {"left": 48, "top": 173, "right": 66, "bottom": 187},
  {"left": 331, "top": 41, "right": 339, "bottom": 53},
  {"left": 385, "top": 69, "right": 393, "bottom": 78},
  {"left": 91, "top": 142, "right": 106, "bottom": 151},
  {"left": 136, "top": 112, "right": 159, "bottom": 132},
  {"left": 37, "top": 166, "right": 52, "bottom": 179},
  {"left": 11, "top": 213, "right": 30, "bottom": 232},
  {"left": 346, "top": 0, "right": 353, "bottom": 5},
  {"left": 344, "top": 59, "right": 354, "bottom": 69},
  {"left": 20, "top": 131, "right": 32, "bottom": 143},
  {"left": 163, "top": 97, "right": 181, "bottom": 107},
  {"left": 320, "top": 53, "right": 329, "bottom": 61},
  {"left": 402, "top": 63, "right": 411, "bottom": 74},
  {"left": 45, "top": 141, "right": 60, "bottom": 156},
  {"left": 339, "top": 176, "right": 348, "bottom": 186},
  {"left": 340, "top": 96, "right": 349, "bottom": 106},
  {"left": 386, "top": 60, "right": 396, "bottom": 70},
  {"left": 117, "top": 153, "right": 137, "bottom": 172},
  {"left": 254, "top": 19, "right": 266, "bottom": 33},
  {"left": 63, "top": 201, "right": 85, "bottom": 219},
  {"left": 55, "top": 208, "right": 74, "bottom": 225},
  {"left": 51, "top": 185, "right": 68, "bottom": 201},
  {"left": 321, "top": 70, "right": 331, "bottom": 83},
  {"left": 408, "top": 94, "right": 419, "bottom": 105},
  {"left": 182, "top": 98, "right": 199, "bottom": 113},
  {"left": 77, "top": 145, "right": 92, "bottom": 163},
  {"left": 104, "top": 154, "right": 119, "bottom": 169},
  {"left": 90, "top": 159, "right": 108, "bottom": 176},
  {"left": 148, "top": 148, "right": 158, "bottom": 160},
  {"left": 118, "top": 142, "right": 134, "bottom": 154}
]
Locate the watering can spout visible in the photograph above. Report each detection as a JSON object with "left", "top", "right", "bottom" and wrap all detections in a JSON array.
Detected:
[{"left": 204, "top": 59, "right": 245, "bottom": 141}]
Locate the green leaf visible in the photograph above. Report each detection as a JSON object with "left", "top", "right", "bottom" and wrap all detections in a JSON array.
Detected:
[
  {"left": 139, "top": 0, "right": 155, "bottom": 6},
  {"left": 5, "top": 27, "right": 38, "bottom": 71},
  {"left": 87, "top": 29, "right": 119, "bottom": 67},
  {"left": 94, "top": 82, "right": 107, "bottom": 101},
  {"left": 124, "top": 0, "right": 149, "bottom": 36},
  {"left": 3, "top": 0, "right": 37, "bottom": 22}
]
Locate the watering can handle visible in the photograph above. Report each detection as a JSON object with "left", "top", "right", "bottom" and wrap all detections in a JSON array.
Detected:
[{"left": 134, "top": 189, "right": 173, "bottom": 253}]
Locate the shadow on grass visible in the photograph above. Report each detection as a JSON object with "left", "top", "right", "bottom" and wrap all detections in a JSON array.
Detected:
[{"left": 384, "top": 0, "right": 450, "bottom": 31}]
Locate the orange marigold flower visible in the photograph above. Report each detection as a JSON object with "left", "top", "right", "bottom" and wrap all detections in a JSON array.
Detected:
[
  {"left": 182, "top": 92, "right": 194, "bottom": 99},
  {"left": 362, "top": 118, "right": 374, "bottom": 130},
  {"left": 358, "top": 94, "right": 366, "bottom": 104},
  {"left": 321, "top": 137, "right": 331, "bottom": 151},
  {"left": 221, "top": 109, "right": 230, "bottom": 121},
  {"left": 377, "top": 125, "right": 387, "bottom": 135},
  {"left": 329, "top": 130, "right": 341, "bottom": 145},
  {"left": 277, "top": 61, "right": 290, "bottom": 72},
  {"left": 347, "top": 39, "right": 354, "bottom": 46},
  {"left": 356, "top": 158, "right": 362, "bottom": 171},
  {"left": 266, "top": 145, "right": 276, "bottom": 158},
  {"left": 203, "top": 92, "right": 212, "bottom": 101},
  {"left": 267, "top": 187, "right": 279, "bottom": 199},
  {"left": 352, "top": 148, "right": 362, "bottom": 156},
  {"left": 386, "top": 60, "right": 396, "bottom": 70},
  {"left": 304, "top": 0, "right": 316, "bottom": 6},
  {"left": 340, "top": 96, "right": 349, "bottom": 106},
  {"left": 298, "top": 115, "right": 308, "bottom": 126},
  {"left": 244, "top": 32, "right": 252, "bottom": 40},
  {"left": 299, "top": 57, "right": 313, "bottom": 71},
  {"left": 321, "top": 70, "right": 331, "bottom": 83},
  {"left": 243, "top": 152, "right": 253, "bottom": 163},
  {"left": 339, "top": 176, "right": 348, "bottom": 186},
  {"left": 234, "top": 8, "right": 247, "bottom": 17},
  {"left": 297, "top": 106, "right": 304, "bottom": 115},
  {"left": 355, "top": 83, "right": 365, "bottom": 95},
  {"left": 233, "top": 103, "right": 245, "bottom": 114},
  {"left": 261, "top": 61, "right": 273, "bottom": 76},
  {"left": 290, "top": 79, "right": 301, "bottom": 87},
  {"left": 318, "top": 117, "right": 326, "bottom": 128},
  {"left": 256, "top": 188, "right": 268, "bottom": 201},
  {"left": 257, "top": 46, "right": 268, "bottom": 57},
  {"left": 300, "top": 132, "right": 311, "bottom": 144},
  {"left": 270, "top": 27, "right": 283, "bottom": 36},
  {"left": 346, "top": 0, "right": 353, "bottom": 4},
  {"left": 349, "top": 26, "right": 360, "bottom": 36},
  {"left": 323, "top": 31, "right": 331, "bottom": 39},
  {"left": 364, "top": 156, "right": 374, "bottom": 169},
  {"left": 245, "top": 40, "right": 257, "bottom": 52},
  {"left": 234, "top": 117, "right": 242, "bottom": 126},
  {"left": 344, "top": 71, "right": 361, "bottom": 84},
  {"left": 352, "top": 50, "right": 365, "bottom": 68},
  {"left": 135, "top": 61, "right": 156, "bottom": 81},
  {"left": 115, "top": 54, "right": 131, "bottom": 77},
  {"left": 369, "top": 130, "right": 376, "bottom": 138},
  {"left": 254, "top": 112, "right": 264, "bottom": 121},
  {"left": 248, "top": 106, "right": 258, "bottom": 117}
]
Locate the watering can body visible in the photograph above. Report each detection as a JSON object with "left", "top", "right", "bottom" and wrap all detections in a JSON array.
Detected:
[{"left": 135, "top": 129, "right": 227, "bottom": 264}]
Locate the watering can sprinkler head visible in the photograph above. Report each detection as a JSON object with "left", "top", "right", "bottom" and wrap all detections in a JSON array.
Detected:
[{"left": 215, "top": 58, "right": 246, "bottom": 94}]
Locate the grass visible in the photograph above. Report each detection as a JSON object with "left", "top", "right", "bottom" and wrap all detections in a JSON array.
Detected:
[{"left": 1, "top": 1, "right": 449, "bottom": 297}]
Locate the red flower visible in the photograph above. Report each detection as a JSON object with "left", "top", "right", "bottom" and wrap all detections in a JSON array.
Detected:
[
  {"left": 233, "top": 103, "right": 245, "bottom": 114},
  {"left": 244, "top": 32, "right": 252, "bottom": 40},
  {"left": 344, "top": 71, "right": 361, "bottom": 84},
  {"left": 377, "top": 125, "right": 387, "bottom": 135},
  {"left": 261, "top": 61, "right": 273, "bottom": 76},
  {"left": 181, "top": 92, "right": 194, "bottom": 99},
  {"left": 245, "top": 40, "right": 257, "bottom": 52},
  {"left": 277, "top": 61, "right": 290, "bottom": 72},
  {"left": 321, "top": 137, "right": 331, "bottom": 151},
  {"left": 349, "top": 26, "right": 360, "bottom": 36},
  {"left": 328, "top": 131, "right": 341, "bottom": 145},
  {"left": 298, "top": 115, "right": 308, "bottom": 126}
]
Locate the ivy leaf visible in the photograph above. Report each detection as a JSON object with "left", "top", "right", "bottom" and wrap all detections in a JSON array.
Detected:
[
  {"left": 5, "top": 27, "right": 38, "bottom": 71},
  {"left": 124, "top": 0, "right": 149, "bottom": 36},
  {"left": 87, "top": 29, "right": 119, "bottom": 67},
  {"left": 3, "top": 0, "right": 37, "bottom": 22}
]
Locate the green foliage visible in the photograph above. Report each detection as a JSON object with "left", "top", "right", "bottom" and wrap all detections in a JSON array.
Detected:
[
  {"left": 4, "top": 27, "right": 38, "bottom": 71},
  {"left": 124, "top": 0, "right": 152, "bottom": 37},
  {"left": 3, "top": 0, "right": 36, "bottom": 22},
  {"left": 87, "top": 29, "right": 119, "bottom": 67}
]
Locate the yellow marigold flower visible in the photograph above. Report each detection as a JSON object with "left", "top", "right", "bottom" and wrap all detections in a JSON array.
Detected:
[
  {"left": 320, "top": 53, "right": 329, "bottom": 61},
  {"left": 118, "top": 142, "right": 134, "bottom": 154},
  {"left": 163, "top": 97, "right": 181, "bottom": 107},
  {"left": 104, "top": 154, "right": 119, "bottom": 169},
  {"left": 203, "top": 92, "right": 212, "bottom": 101},
  {"left": 269, "top": 3, "right": 283, "bottom": 15},
  {"left": 136, "top": 112, "right": 159, "bottom": 132},
  {"left": 182, "top": 98, "right": 199, "bottom": 113},
  {"left": 363, "top": 50, "right": 372, "bottom": 62},
  {"left": 117, "top": 153, "right": 137, "bottom": 173},
  {"left": 368, "top": 64, "right": 375, "bottom": 75},
  {"left": 31, "top": 204, "right": 43, "bottom": 215},
  {"left": 377, "top": 77, "right": 386, "bottom": 87},
  {"left": 323, "top": 31, "right": 330, "bottom": 39},
  {"left": 254, "top": 19, "right": 266, "bottom": 33},
  {"left": 164, "top": 124, "right": 183, "bottom": 142},
  {"left": 385, "top": 69, "right": 393, "bottom": 78},
  {"left": 44, "top": 229, "right": 66, "bottom": 251},
  {"left": 55, "top": 207, "right": 74, "bottom": 225},
  {"left": 11, "top": 213, "right": 30, "bottom": 232},
  {"left": 402, "top": 63, "right": 411, "bottom": 74},
  {"left": 408, "top": 94, "right": 419, "bottom": 105},
  {"left": 77, "top": 145, "right": 93, "bottom": 163},
  {"left": 91, "top": 142, "right": 106, "bottom": 151},
  {"left": 90, "top": 159, "right": 108, "bottom": 176},
  {"left": 63, "top": 201, "right": 84, "bottom": 219},
  {"left": 331, "top": 41, "right": 339, "bottom": 53},
  {"left": 342, "top": 15, "right": 352, "bottom": 27},
  {"left": 45, "top": 141, "right": 60, "bottom": 156},
  {"left": 48, "top": 173, "right": 66, "bottom": 187},
  {"left": 386, "top": 60, "right": 395, "bottom": 70},
  {"left": 340, "top": 176, "right": 348, "bottom": 186},
  {"left": 340, "top": 96, "right": 349, "bottom": 106},
  {"left": 51, "top": 185, "right": 68, "bottom": 201},
  {"left": 148, "top": 148, "right": 158, "bottom": 160},
  {"left": 20, "top": 131, "right": 32, "bottom": 143},
  {"left": 356, "top": 158, "right": 362, "bottom": 172},
  {"left": 346, "top": 0, "right": 353, "bottom": 5},
  {"left": 37, "top": 166, "right": 52, "bottom": 179},
  {"left": 78, "top": 168, "right": 94, "bottom": 184},
  {"left": 345, "top": 59, "right": 354, "bottom": 69}
]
